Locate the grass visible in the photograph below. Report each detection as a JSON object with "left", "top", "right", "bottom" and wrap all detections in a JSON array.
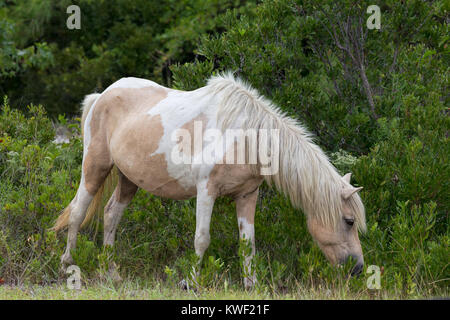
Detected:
[{"left": 1, "top": 279, "right": 445, "bottom": 300}]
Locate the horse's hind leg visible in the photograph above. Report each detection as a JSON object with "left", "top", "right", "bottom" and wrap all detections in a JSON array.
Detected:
[
  {"left": 103, "top": 170, "right": 138, "bottom": 247},
  {"left": 102, "top": 170, "right": 138, "bottom": 281},
  {"left": 60, "top": 177, "right": 95, "bottom": 267},
  {"left": 60, "top": 149, "right": 113, "bottom": 269}
]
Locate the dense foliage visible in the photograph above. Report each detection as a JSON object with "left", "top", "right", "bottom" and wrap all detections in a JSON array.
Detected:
[
  {"left": 0, "top": 0, "right": 255, "bottom": 115},
  {"left": 0, "top": 0, "right": 448, "bottom": 297}
]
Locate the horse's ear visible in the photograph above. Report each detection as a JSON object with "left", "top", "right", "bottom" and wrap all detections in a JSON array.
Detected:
[
  {"left": 341, "top": 186, "right": 363, "bottom": 200},
  {"left": 342, "top": 173, "right": 352, "bottom": 184}
]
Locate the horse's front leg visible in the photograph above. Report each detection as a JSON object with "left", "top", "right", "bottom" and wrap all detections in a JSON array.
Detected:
[
  {"left": 235, "top": 187, "right": 258, "bottom": 290},
  {"left": 189, "top": 181, "right": 215, "bottom": 287}
]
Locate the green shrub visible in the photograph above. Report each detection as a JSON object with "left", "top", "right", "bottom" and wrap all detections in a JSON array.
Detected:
[{"left": 0, "top": 0, "right": 448, "bottom": 298}]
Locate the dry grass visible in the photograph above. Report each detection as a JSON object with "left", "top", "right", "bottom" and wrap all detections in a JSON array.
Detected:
[{"left": 1, "top": 280, "right": 445, "bottom": 300}]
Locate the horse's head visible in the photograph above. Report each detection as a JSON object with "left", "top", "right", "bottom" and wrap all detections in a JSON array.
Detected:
[{"left": 307, "top": 173, "right": 365, "bottom": 276}]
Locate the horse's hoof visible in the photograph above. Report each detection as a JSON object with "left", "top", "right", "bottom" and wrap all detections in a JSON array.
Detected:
[
  {"left": 179, "top": 279, "right": 190, "bottom": 290},
  {"left": 108, "top": 270, "right": 123, "bottom": 283},
  {"left": 107, "top": 262, "right": 123, "bottom": 283},
  {"left": 61, "top": 253, "right": 74, "bottom": 267},
  {"left": 243, "top": 277, "right": 256, "bottom": 291},
  {"left": 59, "top": 265, "right": 67, "bottom": 277},
  {"left": 59, "top": 261, "right": 72, "bottom": 275}
]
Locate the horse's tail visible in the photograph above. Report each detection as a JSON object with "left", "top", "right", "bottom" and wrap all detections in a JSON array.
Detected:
[
  {"left": 79, "top": 166, "right": 117, "bottom": 229},
  {"left": 80, "top": 93, "right": 101, "bottom": 137},
  {"left": 51, "top": 93, "right": 118, "bottom": 232}
]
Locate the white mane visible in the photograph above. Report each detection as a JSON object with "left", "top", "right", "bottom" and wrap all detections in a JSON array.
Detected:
[{"left": 206, "top": 72, "right": 366, "bottom": 232}]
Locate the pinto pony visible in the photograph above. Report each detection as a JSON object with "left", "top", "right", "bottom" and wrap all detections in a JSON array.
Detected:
[{"left": 52, "top": 73, "right": 366, "bottom": 288}]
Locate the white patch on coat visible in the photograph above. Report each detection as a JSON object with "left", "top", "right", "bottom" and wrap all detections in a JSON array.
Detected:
[
  {"left": 146, "top": 88, "right": 225, "bottom": 190},
  {"left": 237, "top": 217, "right": 255, "bottom": 241}
]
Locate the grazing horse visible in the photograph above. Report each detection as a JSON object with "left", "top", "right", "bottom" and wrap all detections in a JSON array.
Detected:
[{"left": 52, "top": 73, "right": 366, "bottom": 289}]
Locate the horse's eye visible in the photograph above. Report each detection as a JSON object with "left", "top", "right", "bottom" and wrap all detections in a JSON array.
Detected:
[{"left": 344, "top": 218, "right": 354, "bottom": 226}]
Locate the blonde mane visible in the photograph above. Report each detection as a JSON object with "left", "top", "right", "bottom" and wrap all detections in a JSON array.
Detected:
[{"left": 207, "top": 72, "right": 366, "bottom": 232}]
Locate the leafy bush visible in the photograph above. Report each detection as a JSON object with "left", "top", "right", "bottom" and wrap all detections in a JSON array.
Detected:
[
  {"left": 0, "top": 0, "right": 257, "bottom": 116},
  {"left": 169, "top": 0, "right": 448, "bottom": 295},
  {"left": 0, "top": 0, "right": 448, "bottom": 298}
]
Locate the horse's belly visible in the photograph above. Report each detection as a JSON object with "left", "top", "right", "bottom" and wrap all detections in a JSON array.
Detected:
[
  {"left": 110, "top": 113, "right": 197, "bottom": 200},
  {"left": 114, "top": 152, "right": 197, "bottom": 200}
]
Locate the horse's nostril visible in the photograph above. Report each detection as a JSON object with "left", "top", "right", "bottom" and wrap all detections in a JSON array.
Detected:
[{"left": 350, "top": 262, "right": 364, "bottom": 277}]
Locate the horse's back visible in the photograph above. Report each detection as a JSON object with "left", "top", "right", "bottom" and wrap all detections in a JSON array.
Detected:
[{"left": 106, "top": 77, "right": 167, "bottom": 92}]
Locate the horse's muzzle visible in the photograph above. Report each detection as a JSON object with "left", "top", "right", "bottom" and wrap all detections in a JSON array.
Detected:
[
  {"left": 344, "top": 253, "right": 364, "bottom": 277},
  {"left": 350, "top": 261, "right": 364, "bottom": 277}
]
